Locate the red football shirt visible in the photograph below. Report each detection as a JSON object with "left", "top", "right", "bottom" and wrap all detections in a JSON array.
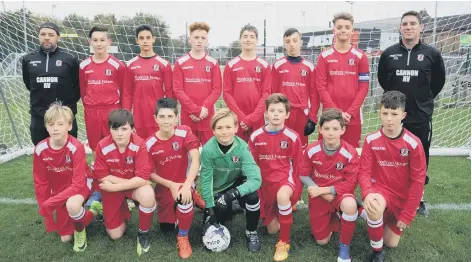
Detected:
[
  {"left": 316, "top": 46, "right": 370, "bottom": 124},
  {"left": 359, "top": 128, "right": 426, "bottom": 225},
  {"left": 299, "top": 140, "right": 359, "bottom": 196},
  {"left": 173, "top": 53, "right": 222, "bottom": 131},
  {"left": 223, "top": 56, "right": 271, "bottom": 129},
  {"left": 79, "top": 55, "right": 125, "bottom": 107},
  {"left": 248, "top": 126, "right": 302, "bottom": 186},
  {"left": 272, "top": 57, "right": 320, "bottom": 121},
  {"left": 33, "top": 136, "right": 88, "bottom": 213},
  {"left": 145, "top": 125, "right": 200, "bottom": 194},
  {"left": 94, "top": 133, "right": 152, "bottom": 181},
  {"left": 123, "top": 55, "right": 173, "bottom": 128}
]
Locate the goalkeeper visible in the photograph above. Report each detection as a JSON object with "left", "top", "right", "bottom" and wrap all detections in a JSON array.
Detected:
[
  {"left": 200, "top": 108, "right": 263, "bottom": 253},
  {"left": 377, "top": 10, "right": 445, "bottom": 216}
]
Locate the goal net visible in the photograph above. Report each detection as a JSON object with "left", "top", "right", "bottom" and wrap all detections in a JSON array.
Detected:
[{"left": 0, "top": 8, "right": 470, "bottom": 163}]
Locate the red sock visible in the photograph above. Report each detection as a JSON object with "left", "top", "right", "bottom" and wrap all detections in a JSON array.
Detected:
[
  {"left": 177, "top": 202, "right": 194, "bottom": 231},
  {"left": 367, "top": 217, "right": 384, "bottom": 251},
  {"left": 138, "top": 204, "right": 156, "bottom": 233},
  {"left": 340, "top": 212, "right": 358, "bottom": 245},
  {"left": 278, "top": 203, "right": 292, "bottom": 243},
  {"left": 70, "top": 207, "right": 94, "bottom": 232}
]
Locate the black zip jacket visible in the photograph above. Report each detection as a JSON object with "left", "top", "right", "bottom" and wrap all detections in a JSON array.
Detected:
[
  {"left": 22, "top": 47, "right": 80, "bottom": 117},
  {"left": 378, "top": 39, "right": 445, "bottom": 123}
]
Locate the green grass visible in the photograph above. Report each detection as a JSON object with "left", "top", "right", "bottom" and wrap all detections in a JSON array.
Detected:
[{"left": 0, "top": 156, "right": 470, "bottom": 261}]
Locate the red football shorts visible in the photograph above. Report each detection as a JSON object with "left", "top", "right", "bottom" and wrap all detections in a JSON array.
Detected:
[
  {"left": 155, "top": 188, "right": 195, "bottom": 224},
  {"left": 309, "top": 193, "right": 356, "bottom": 240},
  {"left": 371, "top": 187, "right": 405, "bottom": 236},
  {"left": 84, "top": 105, "right": 120, "bottom": 151},
  {"left": 102, "top": 190, "right": 134, "bottom": 230},
  {"left": 258, "top": 179, "right": 301, "bottom": 226}
]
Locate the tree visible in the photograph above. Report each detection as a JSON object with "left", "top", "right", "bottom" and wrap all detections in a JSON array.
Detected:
[{"left": 226, "top": 40, "right": 241, "bottom": 59}]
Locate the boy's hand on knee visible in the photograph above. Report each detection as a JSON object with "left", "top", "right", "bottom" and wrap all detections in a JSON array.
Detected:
[
  {"left": 397, "top": 221, "right": 409, "bottom": 231},
  {"left": 364, "top": 193, "right": 380, "bottom": 215}
]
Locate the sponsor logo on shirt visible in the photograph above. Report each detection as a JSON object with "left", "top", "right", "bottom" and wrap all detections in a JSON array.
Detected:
[
  {"left": 88, "top": 80, "right": 114, "bottom": 85},
  {"left": 400, "top": 148, "right": 409, "bottom": 157},
  {"left": 329, "top": 70, "right": 356, "bottom": 76},
  {"left": 131, "top": 66, "right": 141, "bottom": 70},
  {"left": 259, "top": 154, "right": 288, "bottom": 160},
  {"left": 43, "top": 157, "right": 53, "bottom": 161},
  {"left": 312, "top": 160, "right": 322, "bottom": 165},
  {"left": 105, "top": 69, "right": 112, "bottom": 76},
  {"left": 65, "top": 155, "right": 71, "bottom": 163},
  {"left": 172, "top": 142, "right": 180, "bottom": 151},
  {"left": 395, "top": 69, "right": 418, "bottom": 83},
  {"left": 254, "top": 142, "right": 267, "bottom": 146},
  {"left": 152, "top": 150, "right": 164, "bottom": 155},
  {"left": 29, "top": 61, "right": 41, "bottom": 66},
  {"left": 278, "top": 70, "right": 289, "bottom": 74},
  {"left": 85, "top": 70, "right": 94, "bottom": 74},
  {"left": 282, "top": 81, "right": 306, "bottom": 87},
  {"left": 153, "top": 64, "right": 160, "bottom": 71},
  {"left": 377, "top": 160, "right": 408, "bottom": 167},
  {"left": 56, "top": 60, "right": 62, "bottom": 67},
  {"left": 47, "top": 166, "right": 73, "bottom": 172},
  {"left": 184, "top": 78, "right": 211, "bottom": 83},
  {"left": 313, "top": 170, "right": 339, "bottom": 180},
  {"left": 159, "top": 155, "right": 183, "bottom": 165},
  {"left": 390, "top": 54, "right": 402, "bottom": 60},
  {"left": 135, "top": 76, "right": 160, "bottom": 81},
  {"left": 110, "top": 168, "right": 134, "bottom": 175},
  {"left": 327, "top": 60, "right": 338, "bottom": 63},
  {"left": 255, "top": 66, "right": 262, "bottom": 73},
  {"left": 335, "top": 162, "right": 344, "bottom": 171},
  {"left": 280, "top": 140, "right": 288, "bottom": 149},
  {"left": 182, "top": 66, "right": 193, "bottom": 70},
  {"left": 126, "top": 156, "right": 134, "bottom": 164},
  {"left": 236, "top": 77, "right": 260, "bottom": 83},
  {"left": 106, "top": 159, "right": 120, "bottom": 163},
  {"left": 371, "top": 146, "right": 386, "bottom": 151},
  {"left": 232, "top": 67, "right": 243, "bottom": 72}
]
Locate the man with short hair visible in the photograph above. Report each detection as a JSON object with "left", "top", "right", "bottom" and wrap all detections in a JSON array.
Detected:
[{"left": 22, "top": 22, "right": 81, "bottom": 145}]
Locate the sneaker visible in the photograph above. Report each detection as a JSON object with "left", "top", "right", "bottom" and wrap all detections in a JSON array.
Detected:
[
  {"left": 371, "top": 249, "right": 385, "bottom": 262},
  {"left": 177, "top": 235, "right": 192, "bottom": 259},
  {"left": 193, "top": 191, "right": 206, "bottom": 210},
  {"left": 246, "top": 231, "right": 261, "bottom": 252},
  {"left": 417, "top": 201, "right": 429, "bottom": 217},
  {"left": 273, "top": 240, "right": 290, "bottom": 261},
  {"left": 137, "top": 231, "right": 150, "bottom": 256},
  {"left": 337, "top": 243, "right": 351, "bottom": 262},
  {"left": 90, "top": 201, "right": 103, "bottom": 216},
  {"left": 73, "top": 229, "right": 87, "bottom": 252}
]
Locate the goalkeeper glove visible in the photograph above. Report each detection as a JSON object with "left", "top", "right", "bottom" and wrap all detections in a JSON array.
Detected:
[{"left": 215, "top": 188, "right": 240, "bottom": 211}]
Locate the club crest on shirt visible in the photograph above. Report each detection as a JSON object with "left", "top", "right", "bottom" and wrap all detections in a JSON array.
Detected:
[
  {"left": 336, "top": 162, "right": 344, "bottom": 171},
  {"left": 232, "top": 155, "right": 240, "bottom": 163},
  {"left": 348, "top": 59, "right": 355, "bottom": 66},
  {"left": 105, "top": 69, "right": 112, "bottom": 76},
  {"left": 153, "top": 64, "right": 160, "bottom": 71},
  {"left": 172, "top": 141, "right": 180, "bottom": 151},
  {"left": 400, "top": 148, "right": 409, "bottom": 157},
  {"left": 417, "top": 54, "right": 424, "bottom": 61},
  {"left": 126, "top": 156, "right": 134, "bottom": 164},
  {"left": 301, "top": 69, "right": 307, "bottom": 76},
  {"left": 255, "top": 66, "right": 262, "bottom": 73},
  {"left": 56, "top": 60, "right": 62, "bottom": 67},
  {"left": 205, "top": 65, "right": 211, "bottom": 72},
  {"left": 65, "top": 155, "right": 71, "bottom": 163},
  {"left": 280, "top": 140, "right": 288, "bottom": 149}
]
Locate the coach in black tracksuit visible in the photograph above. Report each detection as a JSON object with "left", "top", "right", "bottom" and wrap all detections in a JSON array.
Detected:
[
  {"left": 378, "top": 11, "right": 445, "bottom": 216},
  {"left": 22, "top": 22, "right": 80, "bottom": 145}
]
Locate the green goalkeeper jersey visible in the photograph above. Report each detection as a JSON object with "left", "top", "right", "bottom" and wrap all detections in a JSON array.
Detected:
[{"left": 199, "top": 136, "right": 262, "bottom": 208}]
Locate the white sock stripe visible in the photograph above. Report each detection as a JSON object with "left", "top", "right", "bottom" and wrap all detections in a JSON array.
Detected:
[
  {"left": 367, "top": 218, "right": 384, "bottom": 228},
  {"left": 279, "top": 208, "right": 292, "bottom": 216},
  {"left": 139, "top": 204, "right": 156, "bottom": 213},
  {"left": 246, "top": 200, "right": 260, "bottom": 210},
  {"left": 178, "top": 202, "right": 193, "bottom": 210},
  {"left": 370, "top": 239, "right": 384, "bottom": 249},
  {"left": 178, "top": 203, "right": 194, "bottom": 213},
  {"left": 342, "top": 212, "right": 358, "bottom": 222},
  {"left": 278, "top": 203, "right": 292, "bottom": 211},
  {"left": 70, "top": 207, "right": 85, "bottom": 220}
]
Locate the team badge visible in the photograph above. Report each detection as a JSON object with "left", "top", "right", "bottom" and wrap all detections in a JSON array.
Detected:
[
  {"left": 417, "top": 54, "right": 424, "bottom": 61},
  {"left": 105, "top": 69, "right": 112, "bottom": 76},
  {"left": 172, "top": 141, "right": 180, "bottom": 151},
  {"left": 205, "top": 65, "right": 211, "bottom": 72},
  {"left": 348, "top": 59, "right": 355, "bottom": 65},
  {"left": 280, "top": 140, "right": 288, "bottom": 149},
  {"left": 56, "top": 60, "right": 62, "bottom": 67},
  {"left": 153, "top": 64, "right": 160, "bottom": 71},
  {"left": 400, "top": 148, "right": 409, "bottom": 157},
  {"left": 336, "top": 162, "right": 344, "bottom": 171},
  {"left": 232, "top": 155, "right": 240, "bottom": 163},
  {"left": 126, "top": 156, "right": 134, "bottom": 164},
  {"left": 255, "top": 66, "right": 262, "bottom": 73},
  {"left": 301, "top": 69, "right": 307, "bottom": 76},
  {"left": 65, "top": 155, "right": 71, "bottom": 163}
]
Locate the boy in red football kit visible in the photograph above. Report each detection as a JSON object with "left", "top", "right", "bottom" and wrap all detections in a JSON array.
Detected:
[
  {"left": 248, "top": 93, "right": 303, "bottom": 261},
  {"left": 316, "top": 13, "right": 370, "bottom": 147},
  {"left": 359, "top": 91, "right": 426, "bottom": 262},
  {"left": 146, "top": 98, "right": 201, "bottom": 259},
  {"left": 299, "top": 108, "right": 359, "bottom": 262},
  {"left": 223, "top": 24, "right": 271, "bottom": 142},
  {"left": 33, "top": 103, "right": 101, "bottom": 252},
  {"left": 80, "top": 26, "right": 125, "bottom": 157},
  {"left": 123, "top": 25, "right": 174, "bottom": 138},
  {"left": 173, "top": 22, "right": 222, "bottom": 145},
  {"left": 93, "top": 109, "right": 156, "bottom": 256},
  {"left": 272, "top": 28, "right": 319, "bottom": 148}
]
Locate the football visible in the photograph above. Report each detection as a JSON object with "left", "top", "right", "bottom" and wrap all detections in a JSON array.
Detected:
[{"left": 202, "top": 224, "right": 231, "bottom": 252}]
